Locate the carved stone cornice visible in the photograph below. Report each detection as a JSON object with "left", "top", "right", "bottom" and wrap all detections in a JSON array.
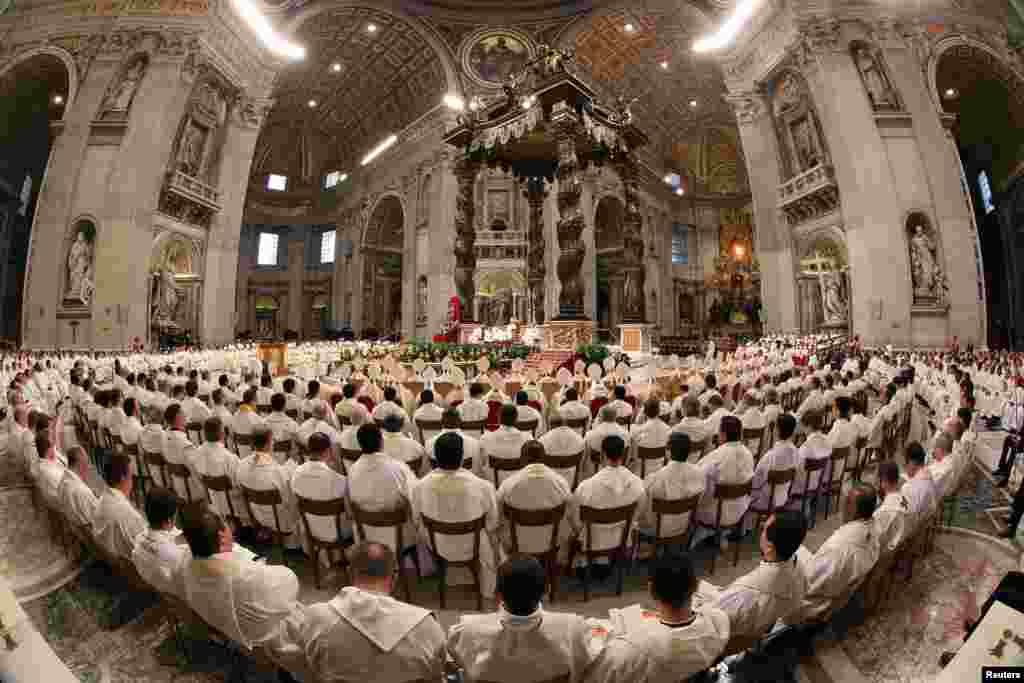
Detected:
[
  {"left": 233, "top": 95, "right": 274, "bottom": 130},
  {"left": 725, "top": 91, "right": 767, "bottom": 126},
  {"left": 797, "top": 17, "right": 843, "bottom": 55},
  {"left": 777, "top": 163, "right": 840, "bottom": 228}
]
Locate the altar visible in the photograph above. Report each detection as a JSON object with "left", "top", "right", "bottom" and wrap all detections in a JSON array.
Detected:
[{"left": 256, "top": 342, "right": 287, "bottom": 376}]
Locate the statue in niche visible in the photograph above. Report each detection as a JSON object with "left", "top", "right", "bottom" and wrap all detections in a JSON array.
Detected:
[
  {"left": 791, "top": 117, "right": 820, "bottom": 171},
  {"left": 776, "top": 73, "right": 804, "bottom": 114},
  {"left": 151, "top": 267, "right": 182, "bottom": 325},
  {"left": 909, "top": 220, "right": 944, "bottom": 302},
  {"left": 177, "top": 123, "right": 204, "bottom": 177},
  {"left": 852, "top": 44, "right": 899, "bottom": 111},
  {"left": 102, "top": 58, "right": 146, "bottom": 115},
  {"left": 65, "top": 229, "right": 94, "bottom": 302},
  {"left": 417, "top": 277, "right": 427, "bottom": 322},
  {"left": 819, "top": 270, "right": 848, "bottom": 324}
]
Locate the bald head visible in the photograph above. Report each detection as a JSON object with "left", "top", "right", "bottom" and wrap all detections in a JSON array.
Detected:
[{"left": 348, "top": 541, "right": 395, "bottom": 589}]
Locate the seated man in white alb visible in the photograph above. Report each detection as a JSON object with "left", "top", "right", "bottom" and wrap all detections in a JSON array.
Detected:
[
  {"left": 539, "top": 410, "right": 586, "bottom": 488},
  {"left": 232, "top": 387, "right": 266, "bottom": 458},
  {"left": 747, "top": 414, "right": 798, "bottom": 529},
  {"left": 119, "top": 397, "right": 143, "bottom": 455},
  {"left": 339, "top": 403, "right": 372, "bottom": 454},
  {"left": 827, "top": 396, "right": 859, "bottom": 451},
  {"left": 738, "top": 392, "right": 765, "bottom": 432},
  {"left": 497, "top": 440, "right": 572, "bottom": 561},
  {"left": 265, "top": 393, "right": 300, "bottom": 463},
  {"left": 638, "top": 432, "right": 706, "bottom": 549},
  {"left": 411, "top": 431, "right": 501, "bottom": 600},
  {"left": 671, "top": 397, "right": 709, "bottom": 454},
  {"left": 589, "top": 553, "right": 729, "bottom": 683},
  {"left": 182, "top": 380, "right": 212, "bottom": 427},
  {"left": 928, "top": 432, "right": 958, "bottom": 498},
  {"left": 179, "top": 504, "right": 304, "bottom": 676},
  {"left": 291, "top": 432, "right": 351, "bottom": 559},
  {"left": 448, "top": 555, "right": 597, "bottom": 683},
  {"left": 347, "top": 423, "right": 418, "bottom": 549},
  {"left": 163, "top": 403, "right": 203, "bottom": 504},
  {"left": 585, "top": 405, "right": 630, "bottom": 472},
  {"left": 795, "top": 376, "right": 826, "bottom": 422},
  {"left": 714, "top": 510, "right": 808, "bottom": 641},
  {"left": 570, "top": 435, "right": 644, "bottom": 577},
  {"left": 629, "top": 399, "right": 671, "bottom": 478},
  {"left": 59, "top": 445, "right": 98, "bottom": 530},
  {"left": 192, "top": 416, "right": 249, "bottom": 524},
  {"left": 92, "top": 453, "right": 148, "bottom": 560},
  {"left": 902, "top": 441, "right": 938, "bottom": 533},
  {"left": 788, "top": 483, "right": 880, "bottom": 624},
  {"left": 372, "top": 385, "right": 413, "bottom": 434},
  {"left": 480, "top": 404, "right": 531, "bottom": 486},
  {"left": 237, "top": 428, "right": 300, "bottom": 548},
  {"left": 381, "top": 413, "right": 427, "bottom": 473},
  {"left": 412, "top": 389, "right": 443, "bottom": 443},
  {"left": 789, "top": 411, "right": 830, "bottom": 514},
  {"left": 426, "top": 407, "right": 480, "bottom": 475},
  {"left": 294, "top": 542, "right": 446, "bottom": 682},
  {"left": 297, "top": 402, "right": 341, "bottom": 448},
  {"left": 140, "top": 405, "right": 170, "bottom": 488},
  {"left": 456, "top": 382, "right": 490, "bottom": 429},
  {"left": 874, "top": 461, "right": 910, "bottom": 554},
  {"left": 133, "top": 487, "right": 191, "bottom": 596},
  {"left": 35, "top": 433, "right": 66, "bottom": 504},
  {"left": 694, "top": 416, "right": 754, "bottom": 540},
  {"left": 703, "top": 395, "right": 733, "bottom": 443},
  {"left": 558, "top": 387, "right": 591, "bottom": 430}
]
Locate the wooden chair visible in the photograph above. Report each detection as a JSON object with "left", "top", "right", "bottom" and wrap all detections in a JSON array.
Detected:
[
  {"left": 256, "top": 404, "right": 271, "bottom": 416},
  {"left": 695, "top": 480, "right": 753, "bottom": 573},
  {"left": 415, "top": 418, "right": 442, "bottom": 445},
  {"left": 503, "top": 502, "right": 566, "bottom": 603},
  {"left": 272, "top": 439, "right": 293, "bottom": 463},
  {"left": 540, "top": 450, "right": 584, "bottom": 491},
  {"left": 241, "top": 485, "right": 293, "bottom": 567},
  {"left": 296, "top": 495, "right": 354, "bottom": 590},
  {"left": 791, "top": 457, "right": 827, "bottom": 528},
  {"left": 491, "top": 456, "right": 524, "bottom": 489},
  {"left": 461, "top": 419, "right": 487, "bottom": 437},
  {"left": 749, "top": 468, "right": 796, "bottom": 534},
  {"left": 339, "top": 447, "right": 362, "bottom": 475},
  {"left": 571, "top": 502, "right": 638, "bottom": 602},
  {"left": 639, "top": 493, "right": 701, "bottom": 560},
  {"left": 165, "top": 461, "right": 198, "bottom": 505},
  {"left": 476, "top": 674, "right": 571, "bottom": 683},
  {"left": 420, "top": 512, "right": 488, "bottom": 611},
  {"left": 201, "top": 474, "right": 239, "bottom": 524},
  {"left": 516, "top": 418, "right": 539, "bottom": 437},
  {"left": 615, "top": 416, "right": 633, "bottom": 427},
  {"left": 142, "top": 448, "right": 170, "bottom": 492},
  {"left": 851, "top": 436, "right": 868, "bottom": 481},
  {"left": 690, "top": 438, "right": 710, "bottom": 461},
  {"left": 233, "top": 432, "right": 253, "bottom": 457},
  {"left": 823, "top": 446, "right": 851, "bottom": 519},
  {"left": 743, "top": 426, "right": 766, "bottom": 461},
  {"left": 285, "top": 408, "right": 299, "bottom": 421},
  {"left": 124, "top": 442, "right": 146, "bottom": 504},
  {"left": 185, "top": 421, "right": 203, "bottom": 445},
  {"left": 636, "top": 445, "right": 667, "bottom": 479},
  {"left": 348, "top": 501, "right": 420, "bottom": 602},
  {"left": 567, "top": 417, "right": 588, "bottom": 436}
]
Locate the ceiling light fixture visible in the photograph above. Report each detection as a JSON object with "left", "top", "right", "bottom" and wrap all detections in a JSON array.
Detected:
[
  {"left": 443, "top": 94, "right": 465, "bottom": 111},
  {"left": 361, "top": 133, "right": 398, "bottom": 166},
  {"left": 331, "top": 62, "right": 342, "bottom": 72},
  {"left": 230, "top": 0, "right": 305, "bottom": 60},
  {"left": 944, "top": 87, "right": 958, "bottom": 98},
  {"left": 521, "top": 95, "right": 536, "bottom": 110},
  {"left": 693, "top": 0, "right": 763, "bottom": 53},
  {"left": 53, "top": 95, "right": 64, "bottom": 104},
  {"left": 664, "top": 174, "right": 673, "bottom": 184},
  {"left": 689, "top": 99, "right": 698, "bottom": 108},
  {"left": 367, "top": 23, "right": 377, "bottom": 33},
  {"left": 660, "top": 61, "right": 669, "bottom": 69},
  {"left": 624, "top": 22, "right": 635, "bottom": 32},
  {"left": 308, "top": 99, "right": 317, "bottom": 108},
  {"left": 675, "top": 187, "right": 684, "bottom": 196}
]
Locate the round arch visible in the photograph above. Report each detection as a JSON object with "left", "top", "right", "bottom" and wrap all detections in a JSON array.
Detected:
[
  {"left": 0, "top": 46, "right": 79, "bottom": 117},
  {"left": 361, "top": 192, "right": 407, "bottom": 248},
  {"left": 927, "top": 34, "right": 1024, "bottom": 114}
]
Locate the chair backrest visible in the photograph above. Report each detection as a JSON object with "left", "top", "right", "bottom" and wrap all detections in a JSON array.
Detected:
[
  {"left": 241, "top": 485, "right": 286, "bottom": 535},
  {"left": 477, "top": 674, "right": 571, "bottom": 683},
  {"left": 285, "top": 409, "right": 299, "bottom": 420},
  {"left": 142, "top": 448, "right": 168, "bottom": 482},
  {"left": 462, "top": 419, "right": 487, "bottom": 435},
  {"left": 349, "top": 499, "right": 410, "bottom": 551},
  {"left": 340, "top": 448, "right": 362, "bottom": 463},
  {"left": 201, "top": 474, "right": 237, "bottom": 519},
  {"left": 651, "top": 492, "right": 700, "bottom": 541},
  {"left": 296, "top": 494, "right": 348, "bottom": 545},
  {"left": 799, "top": 456, "right": 827, "bottom": 495},
  {"left": 716, "top": 480, "right": 753, "bottom": 503},
  {"left": 491, "top": 456, "right": 524, "bottom": 488},
  {"left": 540, "top": 450, "right": 584, "bottom": 490},
  {"left": 579, "top": 502, "right": 637, "bottom": 554},
  {"left": 503, "top": 502, "right": 566, "bottom": 556},
  {"left": 743, "top": 427, "right": 765, "bottom": 457},
  {"left": 690, "top": 439, "right": 708, "bottom": 459},
  {"left": 273, "top": 440, "right": 292, "bottom": 454},
  {"left": 516, "top": 419, "right": 539, "bottom": 435},
  {"left": 636, "top": 445, "right": 667, "bottom": 478},
  {"left": 165, "top": 461, "right": 195, "bottom": 502},
  {"left": 416, "top": 419, "right": 442, "bottom": 442},
  {"left": 567, "top": 417, "right": 588, "bottom": 434},
  {"left": 829, "top": 446, "right": 850, "bottom": 473},
  {"left": 420, "top": 512, "right": 486, "bottom": 564}
]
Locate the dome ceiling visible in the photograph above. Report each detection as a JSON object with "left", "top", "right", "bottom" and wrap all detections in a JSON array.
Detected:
[
  {"left": 560, "top": 1, "right": 738, "bottom": 184},
  {"left": 252, "top": 6, "right": 447, "bottom": 190}
]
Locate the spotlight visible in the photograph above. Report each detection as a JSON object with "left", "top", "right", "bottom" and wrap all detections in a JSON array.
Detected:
[
  {"left": 52, "top": 95, "right": 64, "bottom": 105},
  {"left": 443, "top": 94, "right": 465, "bottom": 111},
  {"left": 331, "top": 63, "right": 342, "bottom": 72},
  {"left": 660, "top": 61, "right": 669, "bottom": 69},
  {"left": 308, "top": 99, "right": 317, "bottom": 108},
  {"left": 675, "top": 188, "right": 684, "bottom": 196},
  {"left": 689, "top": 99, "right": 698, "bottom": 108},
  {"left": 944, "top": 88, "right": 958, "bottom": 99},
  {"left": 367, "top": 23, "right": 377, "bottom": 33},
  {"left": 361, "top": 134, "right": 397, "bottom": 166},
  {"left": 664, "top": 174, "right": 672, "bottom": 184},
  {"left": 624, "top": 23, "right": 635, "bottom": 32}
]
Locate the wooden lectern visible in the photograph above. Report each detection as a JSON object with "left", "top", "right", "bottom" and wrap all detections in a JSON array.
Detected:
[{"left": 257, "top": 343, "right": 288, "bottom": 376}]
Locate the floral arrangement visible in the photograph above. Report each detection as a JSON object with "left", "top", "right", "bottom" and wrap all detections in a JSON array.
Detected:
[{"left": 399, "top": 341, "right": 532, "bottom": 367}]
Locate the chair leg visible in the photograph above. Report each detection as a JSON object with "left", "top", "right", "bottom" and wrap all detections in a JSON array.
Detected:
[
  {"left": 582, "top": 559, "right": 590, "bottom": 603},
  {"left": 438, "top": 559, "right": 447, "bottom": 610},
  {"left": 401, "top": 558, "right": 413, "bottom": 603},
  {"left": 548, "top": 557, "right": 559, "bottom": 604},
  {"left": 474, "top": 565, "right": 483, "bottom": 612},
  {"left": 312, "top": 547, "right": 321, "bottom": 590},
  {"left": 732, "top": 526, "right": 742, "bottom": 567},
  {"left": 709, "top": 530, "right": 719, "bottom": 575}
]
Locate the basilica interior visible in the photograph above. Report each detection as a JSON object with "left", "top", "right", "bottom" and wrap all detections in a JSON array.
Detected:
[{"left": 3, "top": 0, "right": 1024, "bottom": 682}]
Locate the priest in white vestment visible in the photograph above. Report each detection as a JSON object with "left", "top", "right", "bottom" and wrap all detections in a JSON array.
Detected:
[
  {"left": 480, "top": 404, "right": 531, "bottom": 486},
  {"left": 297, "top": 403, "right": 342, "bottom": 448},
  {"left": 59, "top": 446, "right": 98, "bottom": 530},
  {"left": 290, "top": 432, "right": 351, "bottom": 554},
  {"left": 902, "top": 442, "right": 939, "bottom": 532},
  {"left": 928, "top": 432, "right": 957, "bottom": 498},
  {"left": 456, "top": 383, "right": 490, "bottom": 426},
  {"left": 628, "top": 400, "right": 671, "bottom": 479},
  {"left": 827, "top": 396, "right": 859, "bottom": 450},
  {"left": 539, "top": 411, "right": 587, "bottom": 488},
  {"left": 132, "top": 487, "right": 192, "bottom": 596},
  {"left": 496, "top": 440, "right": 573, "bottom": 561},
  {"left": 637, "top": 432, "right": 706, "bottom": 548},
  {"left": 293, "top": 541, "right": 445, "bottom": 682},
  {"left": 694, "top": 417, "right": 754, "bottom": 531},
  {"left": 381, "top": 414, "right": 428, "bottom": 474},
  {"left": 714, "top": 510, "right": 808, "bottom": 640},
  {"left": 237, "top": 428, "right": 300, "bottom": 548},
  {"left": 788, "top": 484, "right": 880, "bottom": 624},
  {"left": 670, "top": 398, "right": 709, "bottom": 454},
  {"left": 874, "top": 461, "right": 910, "bottom": 554},
  {"left": 347, "top": 423, "right": 418, "bottom": 551},
  {"left": 92, "top": 454, "right": 147, "bottom": 559},
  {"left": 425, "top": 408, "right": 481, "bottom": 476},
  {"left": 589, "top": 553, "right": 729, "bottom": 683},
  {"left": 410, "top": 431, "right": 501, "bottom": 598},
  {"left": 584, "top": 406, "right": 630, "bottom": 475},
  {"left": 448, "top": 555, "right": 598, "bottom": 683}
]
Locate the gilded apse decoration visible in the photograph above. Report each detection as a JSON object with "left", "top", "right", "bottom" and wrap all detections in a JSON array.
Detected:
[{"left": 466, "top": 33, "right": 531, "bottom": 86}]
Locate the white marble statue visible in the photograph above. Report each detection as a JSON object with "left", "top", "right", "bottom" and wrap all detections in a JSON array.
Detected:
[
  {"left": 819, "top": 271, "right": 848, "bottom": 324},
  {"left": 909, "top": 224, "right": 942, "bottom": 301},
  {"left": 65, "top": 231, "right": 93, "bottom": 301},
  {"left": 103, "top": 60, "right": 146, "bottom": 114},
  {"left": 853, "top": 45, "right": 898, "bottom": 110},
  {"left": 152, "top": 268, "right": 181, "bottom": 323}
]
